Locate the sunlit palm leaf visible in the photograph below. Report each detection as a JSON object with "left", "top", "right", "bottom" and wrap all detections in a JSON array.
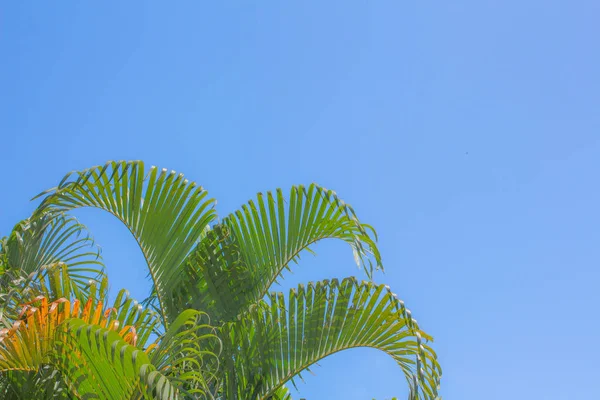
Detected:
[
  {"left": 0, "top": 294, "right": 146, "bottom": 373},
  {"left": 222, "top": 278, "right": 441, "bottom": 400},
  {"left": 34, "top": 160, "right": 217, "bottom": 327},
  {"left": 2, "top": 262, "right": 104, "bottom": 326},
  {"left": 57, "top": 316, "right": 216, "bottom": 399},
  {"left": 55, "top": 319, "right": 164, "bottom": 399},
  {"left": 181, "top": 184, "right": 382, "bottom": 322},
  {"left": 148, "top": 309, "right": 222, "bottom": 399},
  {"left": 57, "top": 316, "right": 221, "bottom": 399},
  {"left": 4, "top": 213, "right": 102, "bottom": 279},
  {"left": 0, "top": 286, "right": 164, "bottom": 399},
  {"left": 0, "top": 213, "right": 104, "bottom": 324},
  {"left": 10, "top": 161, "right": 441, "bottom": 398},
  {"left": 2, "top": 263, "right": 159, "bottom": 352}
]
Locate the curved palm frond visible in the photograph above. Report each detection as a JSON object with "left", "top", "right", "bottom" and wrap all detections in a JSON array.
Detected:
[
  {"left": 109, "top": 287, "right": 161, "bottom": 349},
  {"left": 1, "top": 262, "right": 105, "bottom": 325},
  {"left": 221, "top": 278, "right": 441, "bottom": 400},
  {"left": 0, "top": 213, "right": 104, "bottom": 324},
  {"left": 0, "top": 293, "right": 147, "bottom": 373},
  {"left": 1, "top": 262, "right": 159, "bottom": 351},
  {"left": 4, "top": 213, "right": 103, "bottom": 280},
  {"left": 8, "top": 162, "right": 442, "bottom": 398},
  {"left": 0, "top": 288, "right": 166, "bottom": 399},
  {"left": 179, "top": 184, "right": 382, "bottom": 322},
  {"left": 55, "top": 318, "right": 167, "bottom": 400},
  {"left": 56, "top": 310, "right": 221, "bottom": 399},
  {"left": 33, "top": 160, "right": 217, "bottom": 327},
  {"left": 148, "top": 309, "right": 221, "bottom": 399},
  {"left": 0, "top": 286, "right": 220, "bottom": 399},
  {"left": 0, "top": 264, "right": 157, "bottom": 399}
]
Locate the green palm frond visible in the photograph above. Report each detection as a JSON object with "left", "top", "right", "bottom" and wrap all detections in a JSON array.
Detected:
[
  {"left": 55, "top": 318, "right": 164, "bottom": 399},
  {"left": 172, "top": 225, "right": 249, "bottom": 322},
  {"left": 178, "top": 184, "right": 382, "bottom": 322},
  {"left": 2, "top": 263, "right": 160, "bottom": 351},
  {"left": 0, "top": 288, "right": 156, "bottom": 373},
  {"left": 0, "top": 287, "right": 173, "bottom": 399},
  {"left": 34, "top": 160, "right": 217, "bottom": 327},
  {"left": 7, "top": 161, "right": 442, "bottom": 398},
  {"left": 4, "top": 213, "right": 102, "bottom": 280},
  {"left": 2, "top": 262, "right": 106, "bottom": 324},
  {"left": 110, "top": 287, "right": 161, "bottom": 349},
  {"left": 222, "top": 278, "right": 441, "bottom": 400},
  {"left": 0, "top": 213, "right": 105, "bottom": 325},
  {"left": 56, "top": 313, "right": 220, "bottom": 400},
  {"left": 148, "top": 309, "right": 221, "bottom": 399}
]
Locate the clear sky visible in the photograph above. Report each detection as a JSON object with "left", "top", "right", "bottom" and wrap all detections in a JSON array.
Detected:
[{"left": 1, "top": 2, "right": 599, "bottom": 399}]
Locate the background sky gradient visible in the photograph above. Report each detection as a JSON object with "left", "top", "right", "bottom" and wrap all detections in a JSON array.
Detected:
[{"left": 2, "top": 2, "right": 599, "bottom": 399}]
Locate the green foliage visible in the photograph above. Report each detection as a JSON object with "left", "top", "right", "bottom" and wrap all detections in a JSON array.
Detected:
[
  {"left": 220, "top": 278, "right": 439, "bottom": 399},
  {"left": 0, "top": 161, "right": 441, "bottom": 399},
  {"left": 0, "top": 213, "right": 104, "bottom": 327},
  {"left": 34, "top": 160, "right": 217, "bottom": 327}
]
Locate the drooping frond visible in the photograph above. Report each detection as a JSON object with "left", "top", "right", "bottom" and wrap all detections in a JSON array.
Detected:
[
  {"left": 6, "top": 162, "right": 441, "bottom": 398},
  {"left": 0, "top": 264, "right": 158, "bottom": 398},
  {"left": 33, "top": 160, "right": 217, "bottom": 327},
  {"left": 54, "top": 318, "right": 168, "bottom": 399},
  {"left": 148, "top": 309, "right": 222, "bottom": 399},
  {"left": 0, "top": 286, "right": 168, "bottom": 399},
  {"left": 55, "top": 310, "right": 220, "bottom": 399},
  {"left": 0, "top": 293, "right": 149, "bottom": 373},
  {"left": 180, "top": 184, "right": 382, "bottom": 322},
  {"left": 1, "top": 263, "right": 159, "bottom": 351},
  {"left": 1, "top": 262, "right": 105, "bottom": 326},
  {"left": 3, "top": 213, "right": 102, "bottom": 280},
  {"left": 0, "top": 213, "right": 104, "bottom": 324},
  {"left": 221, "top": 278, "right": 441, "bottom": 400}
]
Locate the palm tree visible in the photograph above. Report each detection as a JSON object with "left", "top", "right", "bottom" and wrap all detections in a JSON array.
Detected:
[{"left": 0, "top": 160, "right": 441, "bottom": 399}]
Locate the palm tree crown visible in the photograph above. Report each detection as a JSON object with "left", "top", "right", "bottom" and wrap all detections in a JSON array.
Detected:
[{"left": 0, "top": 160, "right": 441, "bottom": 399}]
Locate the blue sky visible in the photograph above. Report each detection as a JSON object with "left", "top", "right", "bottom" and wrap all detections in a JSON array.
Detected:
[{"left": 1, "top": 1, "right": 599, "bottom": 398}]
